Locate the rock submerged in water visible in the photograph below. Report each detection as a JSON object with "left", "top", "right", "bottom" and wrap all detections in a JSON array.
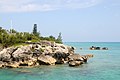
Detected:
[
  {"left": 89, "top": 46, "right": 108, "bottom": 50},
  {"left": 68, "top": 54, "right": 93, "bottom": 67},
  {"left": 69, "top": 61, "right": 83, "bottom": 67},
  {"left": 0, "top": 41, "right": 93, "bottom": 68}
]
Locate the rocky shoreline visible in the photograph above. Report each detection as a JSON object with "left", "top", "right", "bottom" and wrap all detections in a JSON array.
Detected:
[{"left": 0, "top": 41, "right": 93, "bottom": 68}]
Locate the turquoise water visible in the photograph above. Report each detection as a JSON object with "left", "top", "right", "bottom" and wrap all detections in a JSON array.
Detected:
[{"left": 0, "top": 42, "right": 120, "bottom": 80}]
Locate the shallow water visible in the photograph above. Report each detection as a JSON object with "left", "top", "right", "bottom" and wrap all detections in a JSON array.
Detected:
[{"left": 0, "top": 42, "right": 120, "bottom": 80}]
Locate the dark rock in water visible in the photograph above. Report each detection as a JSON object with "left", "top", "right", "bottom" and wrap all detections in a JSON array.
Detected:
[
  {"left": 69, "top": 61, "right": 83, "bottom": 67},
  {"left": 96, "top": 47, "right": 100, "bottom": 50},
  {"left": 89, "top": 46, "right": 100, "bottom": 50},
  {"left": 102, "top": 47, "right": 108, "bottom": 50},
  {"left": 68, "top": 54, "right": 94, "bottom": 67},
  {"left": 89, "top": 46, "right": 108, "bottom": 50}
]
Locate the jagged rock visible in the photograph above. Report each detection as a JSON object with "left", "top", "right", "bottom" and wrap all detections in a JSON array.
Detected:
[
  {"left": 53, "top": 52, "right": 69, "bottom": 59},
  {"left": 0, "top": 48, "right": 11, "bottom": 62},
  {"left": 12, "top": 46, "right": 32, "bottom": 61},
  {"left": 6, "top": 62, "right": 19, "bottom": 68},
  {"left": 53, "top": 52, "right": 69, "bottom": 64},
  {"left": 68, "top": 54, "right": 84, "bottom": 61},
  {"left": 0, "top": 49, "right": 11, "bottom": 62},
  {"left": 54, "top": 43, "right": 70, "bottom": 54},
  {"left": 0, "top": 61, "right": 4, "bottom": 68},
  {"left": 37, "top": 55, "right": 56, "bottom": 65},
  {"left": 43, "top": 46, "right": 53, "bottom": 55},
  {"left": 69, "top": 61, "right": 83, "bottom": 67},
  {"left": 0, "top": 41, "right": 93, "bottom": 68},
  {"left": 68, "top": 46, "right": 75, "bottom": 55},
  {"left": 68, "top": 54, "right": 94, "bottom": 67}
]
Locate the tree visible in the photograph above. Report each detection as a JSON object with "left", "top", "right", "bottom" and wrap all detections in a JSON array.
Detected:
[
  {"left": 48, "top": 35, "right": 56, "bottom": 41},
  {"left": 10, "top": 29, "right": 17, "bottom": 33},
  {"left": 33, "top": 24, "right": 37, "bottom": 34},
  {"left": 0, "top": 27, "right": 2, "bottom": 30},
  {"left": 33, "top": 24, "right": 40, "bottom": 37},
  {"left": 56, "top": 32, "right": 62, "bottom": 44}
]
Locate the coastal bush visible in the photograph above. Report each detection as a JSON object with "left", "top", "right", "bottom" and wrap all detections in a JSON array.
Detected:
[{"left": 0, "top": 25, "right": 63, "bottom": 48}]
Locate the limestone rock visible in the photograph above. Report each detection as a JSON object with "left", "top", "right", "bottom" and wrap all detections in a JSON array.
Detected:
[
  {"left": 69, "top": 61, "right": 83, "bottom": 67},
  {"left": 68, "top": 54, "right": 84, "bottom": 61},
  {"left": 38, "top": 55, "right": 56, "bottom": 65},
  {"left": 0, "top": 48, "right": 11, "bottom": 62},
  {"left": 0, "top": 41, "right": 93, "bottom": 68},
  {"left": 54, "top": 43, "right": 69, "bottom": 54},
  {"left": 6, "top": 62, "right": 19, "bottom": 68},
  {"left": 12, "top": 46, "right": 32, "bottom": 61},
  {"left": 0, "top": 61, "right": 4, "bottom": 68}
]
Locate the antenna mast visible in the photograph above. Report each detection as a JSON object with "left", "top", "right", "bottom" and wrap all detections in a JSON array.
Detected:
[{"left": 10, "top": 20, "right": 13, "bottom": 33}]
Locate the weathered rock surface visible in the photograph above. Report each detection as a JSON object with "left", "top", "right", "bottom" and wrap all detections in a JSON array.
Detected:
[
  {"left": 68, "top": 54, "right": 94, "bottom": 67},
  {"left": 69, "top": 61, "right": 83, "bottom": 67},
  {"left": 68, "top": 54, "right": 84, "bottom": 61},
  {"left": 0, "top": 47, "right": 18, "bottom": 62},
  {"left": 0, "top": 41, "right": 93, "bottom": 68},
  {"left": 38, "top": 55, "right": 56, "bottom": 65}
]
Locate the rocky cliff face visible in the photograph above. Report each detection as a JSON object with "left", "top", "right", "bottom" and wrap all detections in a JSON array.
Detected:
[{"left": 0, "top": 41, "right": 93, "bottom": 68}]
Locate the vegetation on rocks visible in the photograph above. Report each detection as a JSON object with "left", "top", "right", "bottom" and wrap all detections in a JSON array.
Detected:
[
  {"left": 0, "top": 24, "right": 93, "bottom": 68},
  {"left": 0, "top": 24, "right": 63, "bottom": 48}
]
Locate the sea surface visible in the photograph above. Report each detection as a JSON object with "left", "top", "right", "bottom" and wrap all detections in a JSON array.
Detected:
[{"left": 0, "top": 42, "right": 120, "bottom": 80}]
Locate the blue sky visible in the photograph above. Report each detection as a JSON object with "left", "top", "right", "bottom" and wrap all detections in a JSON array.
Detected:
[{"left": 0, "top": 0, "right": 120, "bottom": 42}]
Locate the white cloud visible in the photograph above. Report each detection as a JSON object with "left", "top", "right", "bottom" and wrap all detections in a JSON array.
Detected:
[{"left": 0, "top": 0, "right": 103, "bottom": 13}]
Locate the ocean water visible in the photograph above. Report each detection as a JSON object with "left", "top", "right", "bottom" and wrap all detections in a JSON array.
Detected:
[{"left": 0, "top": 42, "right": 120, "bottom": 80}]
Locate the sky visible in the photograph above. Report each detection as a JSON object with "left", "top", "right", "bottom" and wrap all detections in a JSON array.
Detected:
[{"left": 0, "top": 0, "right": 120, "bottom": 42}]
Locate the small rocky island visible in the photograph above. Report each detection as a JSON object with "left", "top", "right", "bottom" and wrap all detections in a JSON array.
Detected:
[
  {"left": 0, "top": 25, "right": 93, "bottom": 68},
  {"left": 0, "top": 41, "right": 93, "bottom": 68},
  {"left": 89, "top": 46, "right": 108, "bottom": 50}
]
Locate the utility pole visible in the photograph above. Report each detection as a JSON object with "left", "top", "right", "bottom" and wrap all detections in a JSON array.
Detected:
[{"left": 10, "top": 20, "right": 13, "bottom": 33}]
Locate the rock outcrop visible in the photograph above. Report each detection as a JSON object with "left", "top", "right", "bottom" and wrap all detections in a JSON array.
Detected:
[
  {"left": 89, "top": 46, "right": 108, "bottom": 50},
  {"left": 69, "top": 61, "right": 83, "bottom": 67},
  {"left": 68, "top": 54, "right": 93, "bottom": 67},
  {"left": 0, "top": 41, "right": 93, "bottom": 68},
  {"left": 38, "top": 55, "right": 56, "bottom": 65}
]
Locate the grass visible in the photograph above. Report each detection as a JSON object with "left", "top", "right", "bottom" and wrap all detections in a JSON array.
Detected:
[{"left": 12, "top": 43, "right": 29, "bottom": 47}]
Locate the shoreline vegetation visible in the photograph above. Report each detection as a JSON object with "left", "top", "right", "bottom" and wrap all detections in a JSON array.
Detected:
[
  {"left": 0, "top": 24, "right": 93, "bottom": 68},
  {"left": 0, "top": 24, "right": 62, "bottom": 48}
]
